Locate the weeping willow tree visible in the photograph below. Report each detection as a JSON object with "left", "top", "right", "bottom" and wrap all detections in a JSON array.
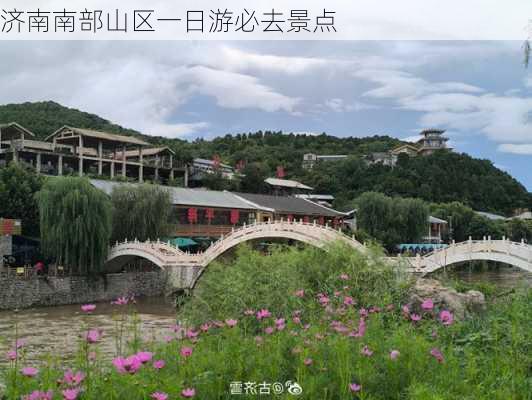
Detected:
[
  {"left": 111, "top": 184, "right": 172, "bottom": 243},
  {"left": 36, "top": 177, "right": 112, "bottom": 276}
]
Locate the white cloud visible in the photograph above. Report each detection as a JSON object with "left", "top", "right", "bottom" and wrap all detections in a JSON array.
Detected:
[
  {"left": 498, "top": 143, "right": 532, "bottom": 155},
  {"left": 324, "top": 98, "right": 378, "bottom": 113}
]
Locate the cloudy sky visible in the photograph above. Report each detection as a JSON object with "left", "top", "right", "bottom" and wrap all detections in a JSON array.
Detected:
[{"left": 1, "top": 40, "right": 531, "bottom": 189}]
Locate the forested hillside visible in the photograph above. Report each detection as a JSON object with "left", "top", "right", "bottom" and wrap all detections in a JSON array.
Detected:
[{"left": 0, "top": 101, "right": 530, "bottom": 215}]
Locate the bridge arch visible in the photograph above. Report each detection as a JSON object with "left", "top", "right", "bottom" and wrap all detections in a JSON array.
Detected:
[{"left": 414, "top": 239, "right": 532, "bottom": 275}]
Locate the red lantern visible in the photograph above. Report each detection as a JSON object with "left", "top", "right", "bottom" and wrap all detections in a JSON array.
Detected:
[
  {"left": 187, "top": 208, "right": 198, "bottom": 224},
  {"left": 303, "top": 216, "right": 309, "bottom": 224},
  {"left": 230, "top": 209, "right": 240, "bottom": 225},
  {"left": 205, "top": 208, "right": 215, "bottom": 223},
  {"left": 318, "top": 216, "right": 325, "bottom": 225},
  {"left": 276, "top": 165, "right": 285, "bottom": 178},
  {"left": 287, "top": 214, "right": 294, "bottom": 222}
]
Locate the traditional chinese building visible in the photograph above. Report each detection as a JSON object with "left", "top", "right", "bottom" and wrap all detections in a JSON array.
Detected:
[
  {"left": 0, "top": 123, "right": 188, "bottom": 184},
  {"left": 416, "top": 129, "right": 450, "bottom": 155},
  {"left": 302, "top": 153, "right": 348, "bottom": 169},
  {"left": 264, "top": 177, "right": 314, "bottom": 196}
]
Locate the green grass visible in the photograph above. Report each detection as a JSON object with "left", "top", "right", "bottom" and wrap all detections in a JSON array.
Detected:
[{"left": 2, "top": 244, "right": 531, "bottom": 399}]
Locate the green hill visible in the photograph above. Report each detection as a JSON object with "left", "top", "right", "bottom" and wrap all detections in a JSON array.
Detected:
[{"left": 0, "top": 101, "right": 529, "bottom": 214}]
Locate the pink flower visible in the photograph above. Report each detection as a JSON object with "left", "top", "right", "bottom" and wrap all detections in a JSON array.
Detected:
[
  {"left": 343, "top": 296, "right": 354, "bottom": 306},
  {"left": 410, "top": 313, "right": 422, "bottom": 322},
  {"left": 62, "top": 369, "right": 85, "bottom": 386},
  {"left": 390, "top": 350, "right": 400, "bottom": 360},
  {"left": 181, "top": 388, "right": 196, "bottom": 398},
  {"left": 264, "top": 326, "right": 274, "bottom": 335},
  {"left": 151, "top": 392, "right": 168, "bottom": 400},
  {"left": 318, "top": 294, "right": 330, "bottom": 305},
  {"left": 84, "top": 329, "right": 102, "bottom": 344},
  {"left": 275, "top": 318, "right": 285, "bottom": 326},
  {"left": 421, "top": 299, "right": 434, "bottom": 311},
  {"left": 6, "top": 350, "right": 17, "bottom": 361},
  {"left": 276, "top": 323, "right": 286, "bottom": 331},
  {"left": 361, "top": 345, "right": 373, "bottom": 357},
  {"left": 294, "top": 289, "right": 305, "bottom": 298},
  {"left": 22, "top": 367, "right": 38, "bottom": 377},
  {"left": 136, "top": 351, "right": 153, "bottom": 364},
  {"left": 23, "top": 390, "right": 53, "bottom": 400},
  {"left": 112, "top": 355, "right": 141, "bottom": 374},
  {"left": 256, "top": 309, "right": 271, "bottom": 320},
  {"left": 16, "top": 339, "right": 27, "bottom": 349},
  {"left": 386, "top": 304, "right": 394, "bottom": 311},
  {"left": 349, "top": 383, "right": 362, "bottom": 393},
  {"left": 243, "top": 309, "right": 255, "bottom": 316},
  {"left": 439, "top": 310, "right": 454, "bottom": 325},
  {"left": 81, "top": 304, "right": 96, "bottom": 313},
  {"left": 292, "top": 316, "right": 301, "bottom": 324},
  {"left": 402, "top": 304, "right": 410, "bottom": 315},
  {"left": 62, "top": 388, "right": 79, "bottom": 400},
  {"left": 225, "top": 319, "right": 238, "bottom": 327},
  {"left": 340, "top": 273, "right": 350, "bottom": 280},
  {"left": 200, "top": 323, "right": 211, "bottom": 332},
  {"left": 153, "top": 359, "right": 165, "bottom": 370},
  {"left": 359, "top": 308, "right": 369, "bottom": 318},
  {"left": 304, "top": 358, "right": 313, "bottom": 366},
  {"left": 112, "top": 297, "right": 129, "bottom": 305},
  {"left": 430, "top": 348, "right": 444, "bottom": 363},
  {"left": 186, "top": 329, "right": 199, "bottom": 339},
  {"left": 180, "top": 346, "right": 193, "bottom": 358}
]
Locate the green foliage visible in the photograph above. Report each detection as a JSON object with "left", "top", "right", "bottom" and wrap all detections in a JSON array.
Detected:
[
  {"left": 355, "top": 192, "right": 429, "bottom": 250},
  {"left": 180, "top": 243, "right": 412, "bottom": 325},
  {"left": 36, "top": 177, "right": 112, "bottom": 275},
  {"left": 110, "top": 184, "right": 172, "bottom": 242},
  {"left": 0, "top": 162, "right": 43, "bottom": 237}
]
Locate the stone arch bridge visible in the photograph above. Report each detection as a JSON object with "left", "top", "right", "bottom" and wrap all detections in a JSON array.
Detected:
[{"left": 105, "top": 222, "right": 532, "bottom": 293}]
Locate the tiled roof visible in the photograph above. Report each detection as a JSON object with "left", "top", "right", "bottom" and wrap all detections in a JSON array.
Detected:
[{"left": 264, "top": 177, "right": 313, "bottom": 190}]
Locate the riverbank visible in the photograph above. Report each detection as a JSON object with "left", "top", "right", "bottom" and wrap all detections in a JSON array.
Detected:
[
  {"left": 0, "top": 271, "right": 167, "bottom": 310},
  {"left": 2, "top": 244, "right": 531, "bottom": 399}
]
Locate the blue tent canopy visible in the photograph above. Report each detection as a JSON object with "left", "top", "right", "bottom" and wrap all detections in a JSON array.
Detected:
[
  {"left": 397, "top": 243, "right": 448, "bottom": 252},
  {"left": 165, "top": 237, "right": 198, "bottom": 248}
]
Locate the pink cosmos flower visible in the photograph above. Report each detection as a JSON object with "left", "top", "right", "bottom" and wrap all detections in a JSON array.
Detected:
[
  {"left": 112, "top": 297, "right": 129, "bottom": 305},
  {"left": 62, "top": 369, "right": 85, "bottom": 386},
  {"left": 81, "top": 304, "right": 96, "bottom": 313},
  {"left": 294, "top": 289, "right": 305, "bottom": 298},
  {"left": 151, "top": 392, "right": 168, "bottom": 400},
  {"left": 430, "top": 348, "right": 444, "bottom": 363},
  {"left": 276, "top": 323, "right": 286, "bottom": 331},
  {"left": 359, "top": 308, "right": 369, "bottom": 318},
  {"left": 112, "top": 355, "right": 141, "bottom": 374},
  {"left": 304, "top": 358, "right": 313, "bottom": 366},
  {"left": 410, "top": 313, "right": 422, "bottom": 322},
  {"left": 6, "top": 350, "right": 17, "bottom": 361},
  {"left": 84, "top": 329, "right": 102, "bottom": 344},
  {"left": 225, "top": 319, "right": 238, "bottom": 328},
  {"left": 264, "top": 326, "right": 274, "bottom": 335},
  {"left": 349, "top": 383, "right": 362, "bottom": 393},
  {"left": 361, "top": 345, "right": 373, "bottom": 357},
  {"left": 180, "top": 346, "right": 193, "bottom": 358},
  {"left": 318, "top": 295, "right": 330, "bottom": 305},
  {"left": 153, "top": 360, "right": 165, "bottom": 370},
  {"left": 163, "top": 335, "right": 174, "bottom": 343},
  {"left": 16, "top": 339, "right": 27, "bottom": 349},
  {"left": 200, "top": 323, "right": 211, "bottom": 332},
  {"left": 355, "top": 318, "right": 366, "bottom": 337},
  {"left": 439, "top": 310, "right": 454, "bottom": 325},
  {"left": 62, "top": 388, "right": 79, "bottom": 400},
  {"left": 136, "top": 351, "right": 153, "bottom": 364},
  {"left": 402, "top": 304, "right": 410, "bottom": 315},
  {"left": 23, "top": 390, "right": 53, "bottom": 400},
  {"left": 186, "top": 329, "right": 199, "bottom": 339},
  {"left": 340, "top": 273, "right": 350, "bottom": 280},
  {"left": 181, "top": 388, "right": 196, "bottom": 398},
  {"left": 256, "top": 309, "right": 271, "bottom": 320},
  {"left": 421, "top": 299, "right": 434, "bottom": 311},
  {"left": 22, "top": 367, "right": 38, "bottom": 377},
  {"left": 390, "top": 350, "right": 400, "bottom": 360},
  {"left": 343, "top": 296, "right": 354, "bottom": 306},
  {"left": 292, "top": 316, "right": 301, "bottom": 324}
]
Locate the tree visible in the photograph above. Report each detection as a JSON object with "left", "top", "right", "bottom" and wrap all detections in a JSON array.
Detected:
[
  {"left": 505, "top": 218, "right": 532, "bottom": 242},
  {"left": 111, "top": 184, "right": 172, "bottom": 242},
  {"left": 0, "top": 162, "right": 44, "bottom": 237},
  {"left": 430, "top": 202, "right": 475, "bottom": 242},
  {"left": 240, "top": 162, "right": 269, "bottom": 193},
  {"left": 36, "top": 177, "right": 112, "bottom": 275},
  {"left": 397, "top": 198, "right": 429, "bottom": 243}
]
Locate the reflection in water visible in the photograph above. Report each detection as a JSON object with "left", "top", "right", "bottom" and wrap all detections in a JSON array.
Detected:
[{"left": 0, "top": 297, "right": 176, "bottom": 367}]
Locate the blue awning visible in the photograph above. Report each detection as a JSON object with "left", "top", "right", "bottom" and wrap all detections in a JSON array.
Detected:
[{"left": 397, "top": 243, "right": 448, "bottom": 251}]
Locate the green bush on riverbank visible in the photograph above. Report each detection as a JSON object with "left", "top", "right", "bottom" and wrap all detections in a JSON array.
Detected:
[{"left": 2, "top": 244, "right": 531, "bottom": 399}]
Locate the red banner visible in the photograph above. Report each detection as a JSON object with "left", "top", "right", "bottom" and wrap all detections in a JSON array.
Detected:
[{"left": 230, "top": 209, "right": 240, "bottom": 225}]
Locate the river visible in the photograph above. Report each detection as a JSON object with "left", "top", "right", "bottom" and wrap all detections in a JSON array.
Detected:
[{"left": 0, "top": 264, "right": 530, "bottom": 368}]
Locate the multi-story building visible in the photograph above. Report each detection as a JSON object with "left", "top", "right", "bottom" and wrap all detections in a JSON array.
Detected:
[{"left": 302, "top": 153, "right": 348, "bottom": 169}]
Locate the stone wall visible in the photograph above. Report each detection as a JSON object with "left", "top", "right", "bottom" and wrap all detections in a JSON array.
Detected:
[{"left": 0, "top": 271, "right": 167, "bottom": 310}]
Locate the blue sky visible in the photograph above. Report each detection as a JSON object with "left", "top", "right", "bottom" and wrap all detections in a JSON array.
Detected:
[{"left": 0, "top": 41, "right": 531, "bottom": 190}]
